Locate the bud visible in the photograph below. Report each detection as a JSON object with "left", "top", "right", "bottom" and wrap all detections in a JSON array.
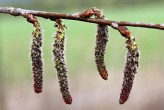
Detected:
[{"left": 79, "top": 9, "right": 94, "bottom": 18}]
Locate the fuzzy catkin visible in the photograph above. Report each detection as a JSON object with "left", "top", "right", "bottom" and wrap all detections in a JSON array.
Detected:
[
  {"left": 53, "top": 28, "right": 72, "bottom": 104},
  {"left": 95, "top": 24, "right": 109, "bottom": 80},
  {"left": 31, "top": 24, "right": 43, "bottom": 93},
  {"left": 119, "top": 44, "right": 140, "bottom": 104}
]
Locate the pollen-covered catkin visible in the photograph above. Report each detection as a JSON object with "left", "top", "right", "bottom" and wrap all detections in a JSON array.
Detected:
[
  {"left": 52, "top": 20, "right": 72, "bottom": 104},
  {"left": 95, "top": 24, "right": 109, "bottom": 80},
  {"left": 31, "top": 23, "right": 43, "bottom": 93},
  {"left": 119, "top": 38, "right": 140, "bottom": 104}
]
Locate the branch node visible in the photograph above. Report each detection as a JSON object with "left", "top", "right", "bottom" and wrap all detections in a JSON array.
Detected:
[{"left": 111, "top": 22, "right": 119, "bottom": 29}]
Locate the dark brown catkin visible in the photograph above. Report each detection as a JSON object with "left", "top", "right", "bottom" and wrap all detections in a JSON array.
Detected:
[
  {"left": 119, "top": 38, "right": 140, "bottom": 104},
  {"left": 53, "top": 20, "right": 72, "bottom": 104},
  {"left": 95, "top": 24, "right": 109, "bottom": 80},
  {"left": 31, "top": 23, "right": 43, "bottom": 93}
]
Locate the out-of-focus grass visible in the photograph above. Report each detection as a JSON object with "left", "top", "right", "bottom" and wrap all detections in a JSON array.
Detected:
[
  {"left": 1, "top": 4, "right": 164, "bottom": 110},
  {"left": 0, "top": 4, "right": 164, "bottom": 81}
]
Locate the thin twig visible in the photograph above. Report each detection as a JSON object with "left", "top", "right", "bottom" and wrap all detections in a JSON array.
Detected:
[{"left": 0, "top": 7, "right": 164, "bottom": 30}]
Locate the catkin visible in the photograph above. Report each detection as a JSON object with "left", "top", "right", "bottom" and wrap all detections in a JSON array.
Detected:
[
  {"left": 95, "top": 24, "right": 109, "bottom": 80},
  {"left": 31, "top": 23, "right": 43, "bottom": 93},
  {"left": 119, "top": 38, "right": 140, "bottom": 104},
  {"left": 53, "top": 21, "right": 72, "bottom": 104}
]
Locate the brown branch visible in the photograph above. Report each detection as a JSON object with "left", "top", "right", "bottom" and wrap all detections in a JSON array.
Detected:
[{"left": 0, "top": 7, "right": 164, "bottom": 30}]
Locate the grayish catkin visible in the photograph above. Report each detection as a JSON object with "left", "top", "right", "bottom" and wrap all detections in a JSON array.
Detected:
[
  {"left": 119, "top": 38, "right": 140, "bottom": 104},
  {"left": 52, "top": 21, "right": 72, "bottom": 104},
  {"left": 95, "top": 24, "right": 109, "bottom": 80},
  {"left": 31, "top": 24, "right": 43, "bottom": 93}
]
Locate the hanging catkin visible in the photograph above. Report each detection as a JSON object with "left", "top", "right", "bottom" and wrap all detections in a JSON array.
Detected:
[
  {"left": 118, "top": 27, "right": 140, "bottom": 104},
  {"left": 93, "top": 7, "right": 109, "bottom": 80},
  {"left": 30, "top": 18, "right": 43, "bottom": 93},
  {"left": 119, "top": 45, "right": 139, "bottom": 104},
  {"left": 95, "top": 24, "right": 109, "bottom": 80},
  {"left": 52, "top": 19, "right": 72, "bottom": 104}
]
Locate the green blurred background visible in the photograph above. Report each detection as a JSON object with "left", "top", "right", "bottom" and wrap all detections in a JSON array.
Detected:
[{"left": 0, "top": 0, "right": 164, "bottom": 110}]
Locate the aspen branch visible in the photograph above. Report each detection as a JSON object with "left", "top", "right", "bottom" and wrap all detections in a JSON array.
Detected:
[{"left": 0, "top": 7, "right": 164, "bottom": 30}]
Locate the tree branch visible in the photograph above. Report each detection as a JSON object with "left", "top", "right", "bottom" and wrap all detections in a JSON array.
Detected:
[{"left": 0, "top": 7, "right": 164, "bottom": 30}]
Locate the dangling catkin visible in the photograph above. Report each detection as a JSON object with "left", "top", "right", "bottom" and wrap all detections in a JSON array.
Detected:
[
  {"left": 31, "top": 22, "right": 43, "bottom": 93},
  {"left": 95, "top": 24, "right": 109, "bottom": 80},
  {"left": 119, "top": 37, "right": 140, "bottom": 104},
  {"left": 52, "top": 20, "right": 72, "bottom": 104}
]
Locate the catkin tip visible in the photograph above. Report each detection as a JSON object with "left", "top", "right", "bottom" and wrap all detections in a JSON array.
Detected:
[
  {"left": 33, "top": 84, "right": 42, "bottom": 93},
  {"left": 100, "top": 71, "right": 108, "bottom": 80},
  {"left": 119, "top": 99, "right": 125, "bottom": 104},
  {"left": 64, "top": 95, "right": 73, "bottom": 104},
  {"left": 119, "top": 92, "right": 128, "bottom": 104}
]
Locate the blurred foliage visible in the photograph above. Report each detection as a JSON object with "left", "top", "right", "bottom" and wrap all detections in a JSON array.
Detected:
[
  {"left": 1, "top": 0, "right": 164, "bottom": 10},
  {"left": 0, "top": 1, "right": 164, "bottom": 81},
  {"left": 0, "top": 2, "right": 164, "bottom": 110}
]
